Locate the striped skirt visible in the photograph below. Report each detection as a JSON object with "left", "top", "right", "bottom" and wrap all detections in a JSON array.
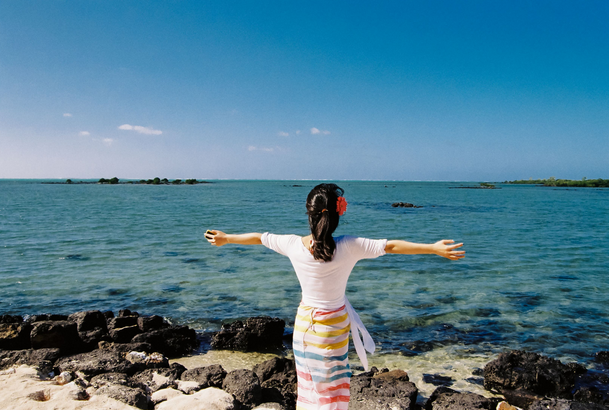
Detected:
[{"left": 293, "top": 304, "right": 352, "bottom": 410}]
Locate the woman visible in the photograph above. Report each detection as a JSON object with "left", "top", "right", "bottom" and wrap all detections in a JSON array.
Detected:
[{"left": 205, "top": 183, "right": 465, "bottom": 410}]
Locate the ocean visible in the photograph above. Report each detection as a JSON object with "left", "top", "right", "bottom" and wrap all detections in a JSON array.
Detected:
[{"left": 1, "top": 179, "right": 608, "bottom": 397}]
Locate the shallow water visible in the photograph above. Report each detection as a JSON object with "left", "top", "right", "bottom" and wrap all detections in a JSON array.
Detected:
[{"left": 1, "top": 180, "right": 608, "bottom": 381}]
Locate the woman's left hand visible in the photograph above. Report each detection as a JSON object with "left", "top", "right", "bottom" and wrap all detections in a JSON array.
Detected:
[{"left": 433, "top": 240, "right": 465, "bottom": 260}]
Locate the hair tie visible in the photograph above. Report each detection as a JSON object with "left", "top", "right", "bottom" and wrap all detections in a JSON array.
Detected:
[
  {"left": 336, "top": 196, "right": 347, "bottom": 216},
  {"left": 321, "top": 209, "right": 328, "bottom": 213}
]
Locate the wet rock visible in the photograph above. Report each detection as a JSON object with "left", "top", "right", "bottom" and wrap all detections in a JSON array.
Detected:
[
  {"left": 68, "top": 310, "right": 108, "bottom": 332},
  {"left": 529, "top": 398, "right": 609, "bottom": 409},
  {"left": 223, "top": 368, "right": 262, "bottom": 407},
  {"left": 131, "top": 325, "right": 199, "bottom": 357},
  {"left": 212, "top": 316, "right": 285, "bottom": 352},
  {"left": 155, "top": 387, "right": 237, "bottom": 410},
  {"left": 181, "top": 363, "right": 227, "bottom": 388},
  {"left": 0, "top": 321, "right": 32, "bottom": 350},
  {"left": 94, "top": 384, "right": 149, "bottom": 409},
  {"left": 0, "top": 348, "right": 61, "bottom": 374},
  {"left": 108, "top": 316, "right": 139, "bottom": 331},
  {"left": 425, "top": 388, "right": 497, "bottom": 410},
  {"left": 484, "top": 350, "right": 587, "bottom": 399},
  {"left": 119, "top": 309, "right": 139, "bottom": 318},
  {"left": 30, "top": 320, "right": 81, "bottom": 353},
  {"left": 68, "top": 310, "right": 109, "bottom": 350},
  {"left": 110, "top": 324, "right": 142, "bottom": 343},
  {"left": 0, "top": 315, "right": 24, "bottom": 323},
  {"left": 138, "top": 315, "right": 167, "bottom": 332},
  {"left": 55, "top": 348, "right": 148, "bottom": 378},
  {"left": 423, "top": 373, "right": 455, "bottom": 387},
  {"left": 595, "top": 352, "right": 609, "bottom": 366},
  {"left": 574, "top": 387, "right": 607, "bottom": 405},
  {"left": 350, "top": 367, "right": 418, "bottom": 409}
]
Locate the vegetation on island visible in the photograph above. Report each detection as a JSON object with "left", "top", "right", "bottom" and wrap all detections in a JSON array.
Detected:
[
  {"left": 60, "top": 178, "right": 209, "bottom": 185},
  {"left": 504, "top": 177, "right": 609, "bottom": 188}
]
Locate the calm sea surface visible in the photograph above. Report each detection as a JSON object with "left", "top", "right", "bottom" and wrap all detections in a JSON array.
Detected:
[{"left": 1, "top": 180, "right": 608, "bottom": 389}]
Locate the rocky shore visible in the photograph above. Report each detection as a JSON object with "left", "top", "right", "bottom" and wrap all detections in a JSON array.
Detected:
[{"left": 1, "top": 310, "right": 608, "bottom": 409}]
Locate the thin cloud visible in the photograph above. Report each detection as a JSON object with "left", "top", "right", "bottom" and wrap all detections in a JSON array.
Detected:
[
  {"left": 310, "top": 127, "right": 330, "bottom": 135},
  {"left": 102, "top": 138, "right": 114, "bottom": 146},
  {"left": 79, "top": 131, "right": 90, "bottom": 136},
  {"left": 118, "top": 124, "right": 162, "bottom": 135},
  {"left": 63, "top": 113, "right": 72, "bottom": 117},
  {"left": 277, "top": 131, "right": 289, "bottom": 137},
  {"left": 248, "top": 146, "right": 274, "bottom": 152}
]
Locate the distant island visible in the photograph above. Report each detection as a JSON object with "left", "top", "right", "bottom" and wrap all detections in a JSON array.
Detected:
[
  {"left": 504, "top": 177, "right": 609, "bottom": 188},
  {"left": 55, "top": 178, "right": 211, "bottom": 185}
]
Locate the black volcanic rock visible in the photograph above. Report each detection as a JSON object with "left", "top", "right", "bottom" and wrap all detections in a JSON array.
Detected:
[{"left": 211, "top": 316, "right": 285, "bottom": 352}]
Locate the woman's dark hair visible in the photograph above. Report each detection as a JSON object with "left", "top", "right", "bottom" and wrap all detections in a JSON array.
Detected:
[{"left": 306, "top": 183, "right": 344, "bottom": 262}]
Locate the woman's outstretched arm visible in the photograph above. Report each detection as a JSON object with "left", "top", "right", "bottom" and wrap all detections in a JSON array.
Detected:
[
  {"left": 385, "top": 239, "right": 465, "bottom": 260},
  {"left": 205, "top": 230, "right": 262, "bottom": 247}
]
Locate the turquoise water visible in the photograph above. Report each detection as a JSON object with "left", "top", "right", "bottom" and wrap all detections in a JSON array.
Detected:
[{"left": 1, "top": 180, "right": 608, "bottom": 366}]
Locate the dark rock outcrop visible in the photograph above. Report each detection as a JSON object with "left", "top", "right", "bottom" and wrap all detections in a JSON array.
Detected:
[
  {"left": 131, "top": 325, "right": 198, "bottom": 357},
  {"left": 211, "top": 316, "right": 285, "bottom": 352},
  {"left": 0, "top": 348, "right": 61, "bottom": 374},
  {"left": 484, "top": 350, "right": 587, "bottom": 399},
  {"left": 596, "top": 352, "right": 609, "bottom": 366},
  {"left": 254, "top": 357, "right": 297, "bottom": 408},
  {"left": 223, "top": 369, "right": 262, "bottom": 408},
  {"left": 0, "top": 321, "right": 32, "bottom": 350},
  {"left": 94, "top": 384, "right": 149, "bottom": 409},
  {"left": 425, "top": 387, "right": 498, "bottom": 410},
  {"left": 68, "top": 310, "right": 109, "bottom": 350},
  {"left": 30, "top": 320, "right": 81, "bottom": 353},
  {"left": 55, "top": 349, "right": 153, "bottom": 378},
  {"left": 180, "top": 364, "right": 227, "bottom": 388},
  {"left": 350, "top": 367, "right": 418, "bottom": 410}
]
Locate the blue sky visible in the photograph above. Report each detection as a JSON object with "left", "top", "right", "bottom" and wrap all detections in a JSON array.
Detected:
[{"left": 1, "top": 1, "right": 607, "bottom": 180}]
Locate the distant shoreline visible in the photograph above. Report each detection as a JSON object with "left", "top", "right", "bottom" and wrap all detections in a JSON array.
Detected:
[
  {"left": 504, "top": 177, "right": 609, "bottom": 188},
  {"left": 41, "top": 178, "right": 212, "bottom": 185}
]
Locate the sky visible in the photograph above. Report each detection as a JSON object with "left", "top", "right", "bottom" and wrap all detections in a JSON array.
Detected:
[{"left": 0, "top": 1, "right": 607, "bottom": 181}]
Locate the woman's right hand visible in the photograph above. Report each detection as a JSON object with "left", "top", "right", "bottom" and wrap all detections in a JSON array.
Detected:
[{"left": 205, "top": 230, "right": 228, "bottom": 247}]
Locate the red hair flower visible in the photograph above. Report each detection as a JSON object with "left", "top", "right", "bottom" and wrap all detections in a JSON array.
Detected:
[{"left": 336, "top": 196, "right": 348, "bottom": 216}]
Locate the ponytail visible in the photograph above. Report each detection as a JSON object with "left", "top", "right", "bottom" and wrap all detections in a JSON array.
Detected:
[{"left": 306, "top": 184, "right": 344, "bottom": 262}]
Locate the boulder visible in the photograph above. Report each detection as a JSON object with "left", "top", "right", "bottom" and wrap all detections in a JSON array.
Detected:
[
  {"left": 211, "top": 317, "right": 285, "bottom": 352},
  {"left": 0, "top": 321, "right": 32, "bottom": 350},
  {"left": 90, "top": 372, "right": 132, "bottom": 388},
  {"left": 350, "top": 367, "right": 418, "bottom": 410},
  {"left": 425, "top": 389, "right": 497, "bottom": 410},
  {"left": 68, "top": 310, "right": 108, "bottom": 332},
  {"left": 254, "top": 357, "right": 297, "bottom": 407},
  {"left": 98, "top": 340, "right": 153, "bottom": 353},
  {"left": 223, "top": 369, "right": 262, "bottom": 407},
  {"left": 0, "top": 315, "right": 24, "bottom": 323},
  {"left": 94, "top": 384, "right": 149, "bottom": 409},
  {"left": 131, "top": 325, "right": 199, "bottom": 357},
  {"left": 391, "top": 202, "right": 422, "bottom": 208},
  {"left": 253, "top": 357, "right": 295, "bottom": 383},
  {"left": 484, "top": 350, "right": 587, "bottom": 399},
  {"left": 108, "top": 316, "right": 139, "bottom": 331},
  {"left": 595, "top": 352, "right": 609, "bottom": 366},
  {"left": 119, "top": 309, "right": 139, "bottom": 318},
  {"left": 110, "top": 325, "right": 142, "bottom": 343},
  {"left": 138, "top": 315, "right": 167, "bottom": 332},
  {"left": 0, "top": 348, "right": 61, "bottom": 374},
  {"left": 177, "top": 379, "right": 203, "bottom": 394},
  {"left": 55, "top": 348, "right": 150, "bottom": 378},
  {"left": 68, "top": 310, "right": 109, "bottom": 350},
  {"left": 181, "top": 364, "right": 227, "bottom": 388},
  {"left": 30, "top": 320, "right": 81, "bottom": 353},
  {"left": 156, "top": 387, "right": 238, "bottom": 410}
]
